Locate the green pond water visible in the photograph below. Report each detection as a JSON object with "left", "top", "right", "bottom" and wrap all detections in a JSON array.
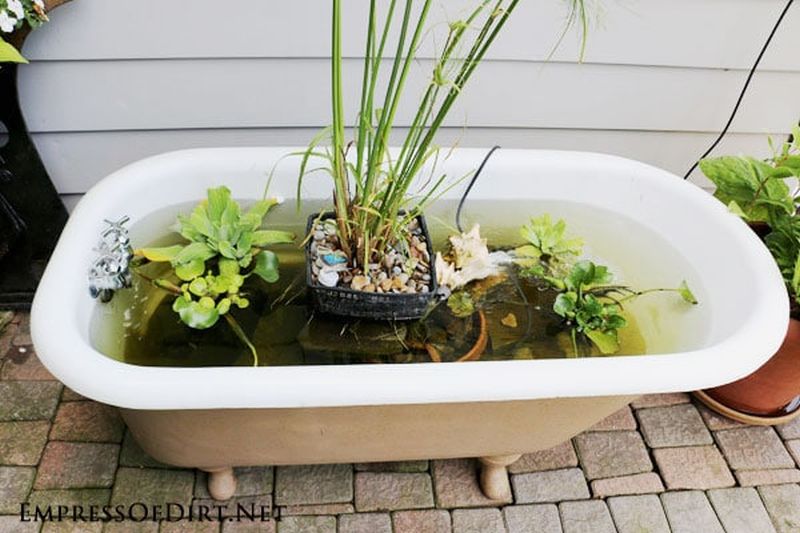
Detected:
[{"left": 91, "top": 199, "right": 707, "bottom": 367}]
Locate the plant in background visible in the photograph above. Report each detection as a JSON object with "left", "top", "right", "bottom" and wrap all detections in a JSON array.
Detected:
[
  {"left": 0, "top": 0, "right": 47, "bottom": 63},
  {"left": 700, "top": 125, "right": 800, "bottom": 305},
  {"left": 300, "top": 0, "right": 590, "bottom": 291},
  {"left": 130, "top": 186, "right": 294, "bottom": 365},
  {"left": 514, "top": 215, "right": 697, "bottom": 356}
]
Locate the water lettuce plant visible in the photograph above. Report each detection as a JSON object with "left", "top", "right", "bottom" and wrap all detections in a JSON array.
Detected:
[
  {"left": 700, "top": 125, "right": 800, "bottom": 305},
  {"left": 515, "top": 214, "right": 697, "bottom": 356},
  {"left": 299, "top": 0, "right": 589, "bottom": 276},
  {"left": 131, "top": 186, "right": 294, "bottom": 365}
]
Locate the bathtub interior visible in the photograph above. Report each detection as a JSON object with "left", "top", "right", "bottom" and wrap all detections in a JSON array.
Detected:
[
  {"left": 80, "top": 148, "right": 754, "bottom": 352},
  {"left": 33, "top": 147, "right": 788, "bottom": 409}
]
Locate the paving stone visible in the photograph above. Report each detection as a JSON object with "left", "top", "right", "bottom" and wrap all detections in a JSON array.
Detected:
[
  {"left": 503, "top": 504, "right": 562, "bottom": 533},
  {"left": 0, "top": 421, "right": 49, "bottom": 465},
  {"left": 758, "top": 484, "right": 800, "bottom": 533},
  {"left": 511, "top": 468, "right": 589, "bottom": 504},
  {"left": 159, "top": 521, "right": 221, "bottom": 533},
  {"left": 353, "top": 461, "right": 428, "bottom": 473},
  {"left": 607, "top": 495, "right": 670, "bottom": 533},
  {"left": 0, "top": 381, "right": 61, "bottom": 421},
  {"left": 353, "top": 472, "right": 433, "bottom": 512},
  {"left": 392, "top": 509, "right": 452, "bottom": 533},
  {"left": 111, "top": 468, "right": 194, "bottom": 508},
  {"left": 0, "top": 466, "right": 35, "bottom": 514},
  {"left": 452, "top": 508, "right": 505, "bottom": 533},
  {"left": 1, "top": 347, "right": 54, "bottom": 380},
  {"left": 652, "top": 446, "right": 735, "bottom": 489},
  {"left": 12, "top": 314, "right": 31, "bottom": 346},
  {"left": 660, "top": 491, "right": 724, "bottom": 533},
  {"left": 432, "top": 459, "right": 510, "bottom": 508},
  {"left": 736, "top": 468, "right": 800, "bottom": 487},
  {"left": 637, "top": 404, "right": 712, "bottom": 448},
  {"left": 508, "top": 441, "right": 578, "bottom": 474},
  {"left": 558, "top": 500, "right": 615, "bottom": 533},
  {"left": 630, "top": 393, "right": 689, "bottom": 409},
  {"left": 573, "top": 431, "right": 651, "bottom": 480},
  {"left": 696, "top": 403, "right": 744, "bottom": 431},
  {"left": 0, "top": 515, "right": 38, "bottom": 533},
  {"left": 119, "top": 431, "right": 170, "bottom": 469},
  {"left": 775, "top": 416, "right": 800, "bottom": 440},
  {"left": 61, "top": 388, "right": 86, "bottom": 402},
  {"left": 589, "top": 406, "right": 637, "bottom": 431},
  {"left": 708, "top": 487, "right": 777, "bottom": 533},
  {"left": 279, "top": 503, "right": 354, "bottom": 516},
  {"left": 274, "top": 465, "right": 352, "bottom": 506},
  {"left": 27, "top": 488, "right": 111, "bottom": 516},
  {"left": 787, "top": 439, "right": 800, "bottom": 465},
  {"left": 590, "top": 472, "right": 664, "bottom": 498},
  {"left": 49, "top": 401, "right": 125, "bottom": 443},
  {"left": 35, "top": 442, "right": 119, "bottom": 489},
  {"left": 714, "top": 426, "right": 794, "bottom": 470},
  {"left": 195, "top": 467, "right": 273, "bottom": 498},
  {"left": 0, "top": 315, "right": 17, "bottom": 358},
  {"left": 41, "top": 522, "right": 104, "bottom": 533},
  {"left": 103, "top": 522, "right": 159, "bottom": 533},
  {"left": 337, "top": 512, "right": 390, "bottom": 533},
  {"left": 276, "top": 515, "right": 335, "bottom": 533},
  {"left": 221, "top": 518, "right": 275, "bottom": 533}
]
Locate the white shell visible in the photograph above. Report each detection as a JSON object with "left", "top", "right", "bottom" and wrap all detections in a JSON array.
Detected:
[{"left": 318, "top": 268, "right": 339, "bottom": 288}]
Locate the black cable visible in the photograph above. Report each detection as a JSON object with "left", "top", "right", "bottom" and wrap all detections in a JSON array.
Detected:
[
  {"left": 683, "top": 0, "right": 794, "bottom": 180},
  {"left": 456, "top": 145, "right": 501, "bottom": 232}
]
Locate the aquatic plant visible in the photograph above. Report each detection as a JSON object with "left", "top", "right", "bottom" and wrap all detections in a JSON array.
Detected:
[
  {"left": 700, "top": 125, "right": 800, "bottom": 305},
  {"left": 514, "top": 215, "right": 697, "bottom": 356},
  {"left": 131, "top": 186, "right": 294, "bottom": 365},
  {"left": 299, "top": 0, "right": 591, "bottom": 280}
]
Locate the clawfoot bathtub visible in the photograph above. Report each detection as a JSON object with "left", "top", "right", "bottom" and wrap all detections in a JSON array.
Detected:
[{"left": 32, "top": 148, "right": 787, "bottom": 499}]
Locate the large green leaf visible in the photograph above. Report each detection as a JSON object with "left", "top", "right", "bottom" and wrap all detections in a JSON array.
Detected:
[
  {"left": 172, "top": 297, "right": 220, "bottom": 329},
  {"left": 252, "top": 250, "right": 280, "bottom": 283},
  {"left": 0, "top": 39, "right": 28, "bottom": 64},
  {"left": 206, "top": 186, "right": 232, "bottom": 224},
  {"left": 136, "top": 245, "right": 184, "bottom": 262},
  {"left": 174, "top": 242, "right": 215, "bottom": 265},
  {"left": 585, "top": 329, "right": 620, "bottom": 355}
]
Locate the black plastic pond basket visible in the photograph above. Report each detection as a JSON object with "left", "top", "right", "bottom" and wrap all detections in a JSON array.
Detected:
[{"left": 305, "top": 212, "right": 438, "bottom": 320}]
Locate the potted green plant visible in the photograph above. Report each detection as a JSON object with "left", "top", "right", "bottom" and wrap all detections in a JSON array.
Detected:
[
  {"left": 299, "top": 0, "right": 525, "bottom": 319},
  {"left": 695, "top": 124, "right": 800, "bottom": 423}
]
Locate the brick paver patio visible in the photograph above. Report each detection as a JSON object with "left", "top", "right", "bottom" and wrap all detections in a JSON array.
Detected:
[{"left": 3, "top": 311, "right": 800, "bottom": 532}]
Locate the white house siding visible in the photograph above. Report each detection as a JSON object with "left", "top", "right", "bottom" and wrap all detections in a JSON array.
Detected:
[{"left": 15, "top": 0, "right": 800, "bottom": 210}]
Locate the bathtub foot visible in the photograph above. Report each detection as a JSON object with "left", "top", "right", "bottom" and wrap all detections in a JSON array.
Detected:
[
  {"left": 203, "top": 467, "right": 236, "bottom": 501},
  {"left": 478, "top": 454, "right": 521, "bottom": 501}
]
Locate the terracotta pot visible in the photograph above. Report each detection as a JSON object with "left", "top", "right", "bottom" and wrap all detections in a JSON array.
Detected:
[{"left": 705, "top": 318, "right": 800, "bottom": 416}]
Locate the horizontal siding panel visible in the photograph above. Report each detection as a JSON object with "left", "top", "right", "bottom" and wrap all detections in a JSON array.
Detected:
[
  {"left": 23, "top": 0, "right": 800, "bottom": 71},
  {"left": 35, "top": 127, "right": 779, "bottom": 194},
  {"left": 18, "top": 58, "right": 800, "bottom": 134}
]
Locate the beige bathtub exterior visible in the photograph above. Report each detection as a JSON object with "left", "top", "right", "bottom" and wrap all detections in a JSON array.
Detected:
[{"left": 121, "top": 394, "right": 635, "bottom": 500}]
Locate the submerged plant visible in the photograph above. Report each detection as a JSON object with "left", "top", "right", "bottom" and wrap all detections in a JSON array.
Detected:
[
  {"left": 700, "top": 125, "right": 800, "bottom": 306},
  {"left": 514, "top": 215, "right": 697, "bottom": 356},
  {"left": 131, "top": 186, "right": 294, "bottom": 365}
]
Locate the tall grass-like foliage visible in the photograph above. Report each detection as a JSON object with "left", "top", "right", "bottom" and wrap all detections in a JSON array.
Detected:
[{"left": 301, "top": 0, "right": 588, "bottom": 271}]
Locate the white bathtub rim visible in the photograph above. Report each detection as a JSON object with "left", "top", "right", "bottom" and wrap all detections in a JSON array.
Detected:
[{"left": 32, "top": 147, "right": 789, "bottom": 410}]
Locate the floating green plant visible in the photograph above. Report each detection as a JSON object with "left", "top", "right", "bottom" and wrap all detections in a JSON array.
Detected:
[
  {"left": 514, "top": 214, "right": 697, "bottom": 356},
  {"left": 130, "top": 186, "right": 294, "bottom": 366}
]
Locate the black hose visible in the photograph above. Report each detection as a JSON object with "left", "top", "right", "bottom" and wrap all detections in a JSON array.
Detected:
[
  {"left": 683, "top": 0, "right": 794, "bottom": 180},
  {"left": 455, "top": 145, "right": 501, "bottom": 232}
]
